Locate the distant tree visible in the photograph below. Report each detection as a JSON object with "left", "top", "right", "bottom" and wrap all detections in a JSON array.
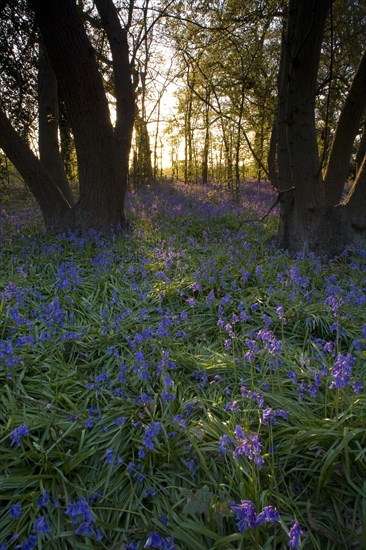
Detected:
[
  {"left": 0, "top": 0, "right": 135, "bottom": 232},
  {"left": 271, "top": 0, "right": 366, "bottom": 254}
]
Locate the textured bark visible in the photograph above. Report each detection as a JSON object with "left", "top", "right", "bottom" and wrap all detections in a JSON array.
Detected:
[
  {"left": 276, "top": 0, "right": 332, "bottom": 253},
  {"left": 94, "top": 0, "right": 135, "bottom": 177},
  {"left": 324, "top": 47, "right": 366, "bottom": 207},
  {"left": 344, "top": 153, "right": 366, "bottom": 232},
  {"left": 355, "top": 123, "right": 366, "bottom": 174},
  {"left": 38, "top": 41, "right": 75, "bottom": 207},
  {"left": 0, "top": 108, "right": 70, "bottom": 228},
  {"left": 30, "top": 0, "right": 126, "bottom": 231}
]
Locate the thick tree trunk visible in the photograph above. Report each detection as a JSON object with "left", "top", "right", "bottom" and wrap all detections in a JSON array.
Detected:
[
  {"left": 0, "top": 108, "right": 70, "bottom": 228},
  {"left": 324, "top": 46, "right": 366, "bottom": 207},
  {"left": 38, "top": 41, "right": 75, "bottom": 207},
  {"left": 276, "top": 0, "right": 334, "bottom": 253},
  {"left": 94, "top": 0, "right": 135, "bottom": 192},
  {"left": 30, "top": 0, "right": 127, "bottom": 232}
]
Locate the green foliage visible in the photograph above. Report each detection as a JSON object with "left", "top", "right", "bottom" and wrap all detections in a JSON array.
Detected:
[{"left": 0, "top": 183, "right": 365, "bottom": 548}]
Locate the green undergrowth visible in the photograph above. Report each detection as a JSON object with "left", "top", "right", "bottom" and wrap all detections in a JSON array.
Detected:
[{"left": 0, "top": 189, "right": 366, "bottom": 549}]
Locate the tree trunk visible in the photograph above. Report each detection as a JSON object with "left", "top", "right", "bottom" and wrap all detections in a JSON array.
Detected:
[
  {"left": 273, "top": 0, "right": 366, "bottom": 255},
  {"left": 324, "top": 46, "right": 366, "bottom": 206},
  {"left": 0, "top": 108, "right": 70, "bottom": 228},
  {"left": 94, "top": 0, "right": 135, "bottom": 194},
  {"left": 202, "top": 90, "right": 210, "bottom": 185},
  {"left": 30, "top": 0, "right": 127, "bottom": 232},
  {"left": 38, "top": 40, "right": 75, "bottom": 207},
  {"left": 344, "top": 153, "right": 366, "bottom": 235},
  {"left": 276, "top": 0, "right": 332, "bottom": 253}
]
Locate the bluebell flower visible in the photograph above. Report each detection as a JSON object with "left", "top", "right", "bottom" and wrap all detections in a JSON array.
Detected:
[
  {"left": 225, "top": 400, "right": 241, "bottom": 413},
  {"left": 10, "top": 425, "right": 29, "bottom": 447},
  {"left": 144, "top": 532, "right": 175, "bottom": 549},
  {"left": 75, "top": 521, "right": 93, "bottom": 536},
  {"left": 230, "top": 500, "right": 257, "bottom": 532},
  {"left": 142, "top": 422, "right": 161, "bottom": 451},
  {"left": 10, "top": 503, "right": 22, "bottom": 518},
  {"left": 65, "top": 497, "right": 93, "bottom": 525},
  {"left": 105, "top": 449, "right": 123, "bottom": 466},
  {"left": 262, "top": 408, "right": 288, "bottom": 425},
  {"left": 20, "top": 534, "right": 37, "bottom": 550},
  {"left": 143, "top": 486, "right": 158, "bottom": 499},
  {"left": 218, "top": 434, "right": 233, "bottom": 454},
  {"left": 233, "top": 427, "right": 264, "bottom": 468},
  {"left": 185, "top": 459, "right": 196, "bottom": 477},
  {"left": 161, "top": 391, "right": 175, "bottom": 404},
  {"left": 255, "top": 505, "right": 281, "bottom": 526},
  {"left": 288, "top": 521, "right": 303, "bottom": 548},
  {"left": 36, "top": 491, "right": 50, "bottom": 508},
  {"left": 330, "top": 353, "right": 355, "bottom": 389},
  {"left": 205, "top": 289, "right": 216, "bottom": 305},
  {"left": 287, "top": 370, "right": 297, "bottom": 384},
  {"left": 33, "top": 516, "right": 51, "bottom": 534}
]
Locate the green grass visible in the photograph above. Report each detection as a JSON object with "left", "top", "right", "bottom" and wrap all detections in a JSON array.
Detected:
[{"left": 0, "top": 183, "right": 365, "bottom": 549}]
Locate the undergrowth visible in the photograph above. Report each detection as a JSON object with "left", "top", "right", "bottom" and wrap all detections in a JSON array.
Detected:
[{"left": 0, "top": 182, "right": 365, "bottom": 549}]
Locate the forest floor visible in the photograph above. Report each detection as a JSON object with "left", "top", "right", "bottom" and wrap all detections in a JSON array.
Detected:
[{"left": 1, "top": 180, "right": 365, "bottom": 549}]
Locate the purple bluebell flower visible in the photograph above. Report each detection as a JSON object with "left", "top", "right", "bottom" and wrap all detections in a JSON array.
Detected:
[
  {"left": 115, "top": 416, "right": 126, "bottom": 427},
  {"left": 65, "top": 497, "right": 93, "bottom": 525},
  {"left": 75, "top": 521, "right": 93, "bottom": 536},
  {"left": 185, "top": 459, "right": 196, "bottom": 477},
  {"left": 10, "top": 424, "right": 29, "bottom": 447},
  {"left": 276, "top": 305, "right": 285, "bottom": 321},
  {"left": 144, "top": 532, "right": 175, "bottom": 549},
  {"left": 33, "top": 516, "right": 51, "bottom": 534},
  {"left": 233, "top": 427, "right": 264, "bottom": 468},
  {"left": 218, "top": 434, "right": 233, "bottom": 454},
  {"left": 255, "top": 505, "right": 281, "bottom": 526},
  {"left": 230, "top": 500, "right": 257, "bottom": 532},
  {"left": 142, "top": 422, "right": 161, "bottom": 451},
  {"left": 286, "top": 370, "right": 297, "bottom": 384},
  {"left": 288, "top": 521, "right": 303, "bottom": 548},
  {"left": 143, "top": 486, "right": 158, "bottom": 499},
  {"left": 36, "top": 491, "right": 50, "bottom": 508},
  {"left": 224, "top": 339, "right": 232, "bottom": 351},
  {"left": 330, "top": 353, "right": 355, "bottom": 389},
  {"left": 10, "top": 503, "right": 22, "bottom": 518},
  {"left": 105, "top": 449, "right": 123, "bottom": 466},
  {"left": 262, "top": 408, "right": 288, "bottom": 425},
  {"left": 225, "top": 400, "right": 241, "bottom": 413},
  {"left": 21, "top": 535, "right": 37, "bottom": 550}
]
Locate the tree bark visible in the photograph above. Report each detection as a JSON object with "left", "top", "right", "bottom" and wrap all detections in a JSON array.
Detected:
[
  {"left": 324, "top": 46, "right": 366, "bottom": 207},
  {"left": 0, "top": 108, "right": 70, "bottom": 228},
  {"left": 38, "top": 40, "right": 75, "bottom": 207},
  {"left": 276, "top": 0, "right": 331, "bottom": 252},
  {"left": 94, "top": 0, "right": 136, "bottom": 188},
  {"left": 30, "top": 0, "right": 126, "bottom": 231},
  {"left": 344, "top": 153, "right": 366, "bottom": 232}
]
